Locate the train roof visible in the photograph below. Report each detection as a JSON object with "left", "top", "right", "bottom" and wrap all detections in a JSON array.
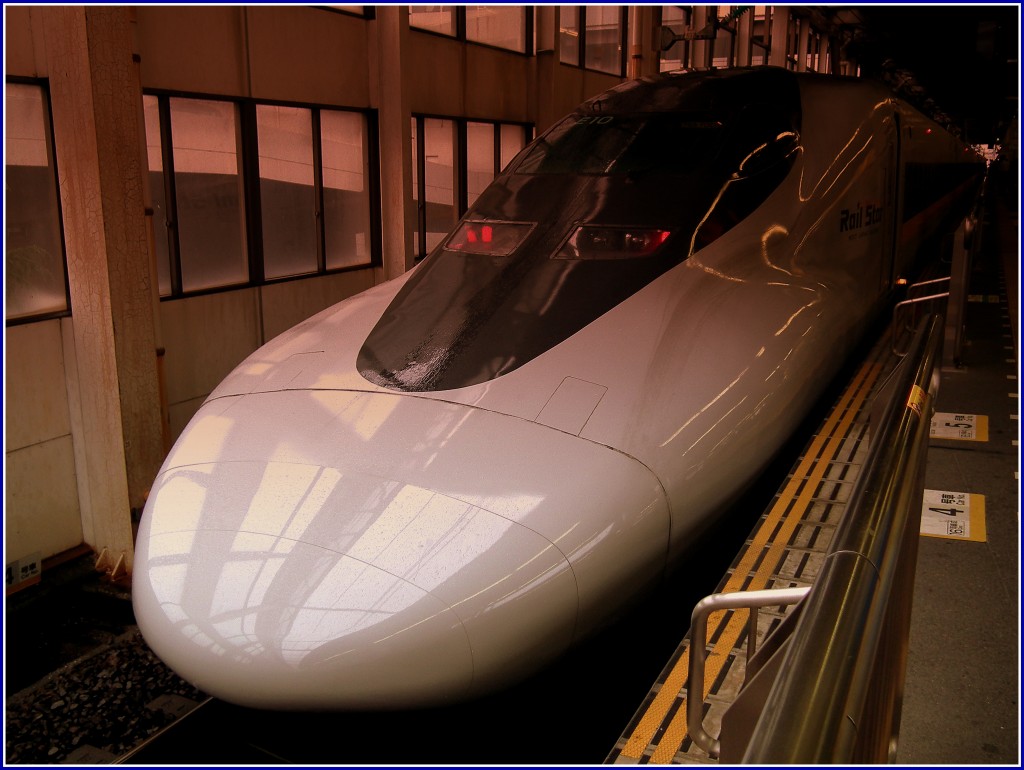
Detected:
[
  {"left": 574, "top": 67, "right": 804, "bottom": 116},
  {"left": 574, "top": 66, "right": 896, "bottom": 118}
]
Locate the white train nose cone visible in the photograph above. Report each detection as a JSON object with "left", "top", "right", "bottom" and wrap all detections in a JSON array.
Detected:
[
  {"left": 134, "top": 523, "right": 474, "bottom": 709},
  {"left": 133, "top": 389, "right": 664, "bottom": 709},
  {"left": 133, "top": 458, "right": 577, "bottom": 709}
]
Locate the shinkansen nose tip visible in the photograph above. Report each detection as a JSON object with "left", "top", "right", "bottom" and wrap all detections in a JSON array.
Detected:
[
  {"left": 133, "top": 388, "right": 665, "bottom": 706},
  {"left": 132, "top": 425, "right": 581, "bottom": 707},
  {"left": 133, "top": 526, "right": 477, "bottom": 709}
]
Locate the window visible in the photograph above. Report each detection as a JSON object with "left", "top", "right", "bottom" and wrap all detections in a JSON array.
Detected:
[
  {"left": 466, "top": 122, "right": 496, "bottom": 209},
  {"left": 423, "top": 118, "right": 456, "bottom": 255},
  {"left": 321, "top": 110, "right": 373, "bottom": 270},
  {"left": 409, "top": 6, "right": 456, "bottom": 36},
  {"left": 144, "top": 94, "right": 378, "bottom": 297},
  {"left": 560, "top": 6, "right": 626, "bottom": 75},
  {"left": 464, "top": 122, "right": 529, "bottom": 208},
  {"left": 466, "top": 5, "right": 527, "bottom": 52},
  {"left": 5, "top": 81, "right": 68, "bottom": 323},
  {"left": 410, "top": 5, "right": 530, "bottom": 53},
  {"left": 500, "top": 124, "right": 527, "bottom": 170},
  {"left": 143, "top": 95, "right": 173, "bottom": 296},
  {"left": 584, "top": 5, "right": 624, "bottom": 74},
  {"left": 659, "top": 6, "right": 693, "bottom": 72},
  {"left": 559, "top": 6, "right": 580, "bottom": 65},
  {"left": 169, "top": 97, "right": 248, "bottom": 293},
  {"left": 411, "top": 115, "right": 531, "bottom": 261},
  {"left": 258, "top": 105, "right": 317, "bottom": 280},
  {"left": 321, "top": 6, "right": 369, "bottom": 17}
]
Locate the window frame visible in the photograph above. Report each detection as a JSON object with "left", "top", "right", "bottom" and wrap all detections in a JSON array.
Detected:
[
  {"left": 559, "top": 6, "right": 628, "bottom": 76},
  {"left": 145, "top": 89, "right": 382, "bottom": 301},
  {"left": 658, "top": 6, "right": 694, "bottom": 73},
  {"left": 408, "top": 5, "right": 534, "bottom": 56},
  {"left": 314, "top": 6, "right": 375, "bottom": 20},
  {"left": 408, "top": 5, "right": 458, "bottom": 38},
  {"left": 4, "top": 77, "right": 72, "bottom": 327}
]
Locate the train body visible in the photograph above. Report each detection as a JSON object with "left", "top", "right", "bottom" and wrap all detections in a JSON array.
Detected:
[{"left": 133, "top": 67, "right": 982, "bottom": 709}]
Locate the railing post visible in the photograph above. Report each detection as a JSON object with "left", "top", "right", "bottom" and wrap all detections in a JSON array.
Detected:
[
  {"left": 942, "top": 218, "right": 972, "bottom": 369},
  {"left": 686, "top": 586, "right": 811, "bottom": 758}
]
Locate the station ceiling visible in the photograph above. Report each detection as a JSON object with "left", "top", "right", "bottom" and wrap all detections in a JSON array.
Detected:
[{"left": 823, "top": 4, "right": 1019, "bottom": 145}]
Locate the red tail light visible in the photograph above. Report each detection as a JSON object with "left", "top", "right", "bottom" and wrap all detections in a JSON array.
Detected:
[
  {"left": 555, "top": 226, "right": 671, "bottom": 260},
  {"left": 445, "top": 221, "right": 534, "bottom": 256}
]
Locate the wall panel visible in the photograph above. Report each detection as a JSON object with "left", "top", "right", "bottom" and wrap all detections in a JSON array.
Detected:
[
  {"left": 135, "top": 6, "right": 247, "bottom": 95},
  {"left": 158, "top": 289, "right": 261, "bottom": 412},
  {"left": 246, "top": 6, "right": 371, "bottom": 107},
  {"left": 5, "top": 438, "right": 83, "bottom": 561},
  {"left": 4, "top": 320, "right": 72, "bottom": 451}
]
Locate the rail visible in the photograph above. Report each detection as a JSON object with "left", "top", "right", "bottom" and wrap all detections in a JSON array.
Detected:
[
  {"left": 892, "top": 277, "right": 948, "bottom": 356},
  {"left": 736, "top": 313, "right": 943, "bottom": 763},
  {"left": 893, "top": 213, "right": 976, "bottom": 361},
  {"left": 686, "top": 586, "right": 811, "bottom": 758}
]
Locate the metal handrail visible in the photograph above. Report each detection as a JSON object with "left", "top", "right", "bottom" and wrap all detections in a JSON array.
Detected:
[
  {"left": 892, "top": 277, "right": 949, "bottom": 355},
  {"left": 741, "top": 313, "right": 942, "bottom": 763},
  {"left": 905, "top": 276, "right": 951, "bottom": 291},
  {"left": 686, "top": 586, "right": 811, "bottom": 758}
]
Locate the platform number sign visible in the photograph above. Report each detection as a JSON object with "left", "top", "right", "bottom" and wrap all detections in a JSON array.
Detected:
[
  {"left": 929, "top": 412, "right": 988, "bottom": 442},
  {"left": 920, "top": 489, "right": 986, "bottom": 542}
]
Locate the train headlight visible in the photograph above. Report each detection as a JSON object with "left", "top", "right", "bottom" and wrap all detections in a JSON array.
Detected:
[
  {"left": 444, "top": 220, "right": 535, "bottom": 256},
  {"left": 555, "top": 226, "right": 671, "bottom": 260}
]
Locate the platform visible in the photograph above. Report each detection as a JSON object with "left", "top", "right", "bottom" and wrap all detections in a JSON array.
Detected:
[
  {"left": 607, "top": 190, "right": 1020, "bottom": 765},
  {"left": 896, "top": 194, "right": 1019, "bottom": 764}
]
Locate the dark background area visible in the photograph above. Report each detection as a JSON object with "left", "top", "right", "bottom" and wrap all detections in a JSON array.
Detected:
[{"left": 838, "top": 5, "right": 1018, "bottom": 146}]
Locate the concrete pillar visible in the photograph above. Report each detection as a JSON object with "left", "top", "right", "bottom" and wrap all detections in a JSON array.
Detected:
[
  {"left": 690, "top": 6, "right": 710, "bottom": 69},
  {"left": 374, "top": 6, "right": 415, "bottom": 279},
  {"left": 535, "top": 6, "right": 581, "bottom": 135},
  {"left": 627, "top": 6, "right": 660, "bottom": 79},
  {"left": 627, "top": 6, "right": 642, "bottom": 79},
  {"left": 128, "top": 9, "right": 172, "bottom": 455},
  {"left": 736, "top": 9, "right": 753, "bottom": 67},
  {"left": 825, "top": 35, "right": 839, "bottom": 74},
  {"left": 769, "top": 6, "right": 790, "bottom": 67},
  {"left": 533, "top": 6, "right": 557, "bottom": 132},
  {"left": 797, "top": 19, "right": 810, "bottom": 71},
  {"left": 41, "top": 6, "right": 164, "bottom": 574}
]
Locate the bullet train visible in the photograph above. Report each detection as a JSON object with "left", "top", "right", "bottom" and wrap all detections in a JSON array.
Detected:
[{"left": 133, "top": 67, "right": 983, "bottom": 709}]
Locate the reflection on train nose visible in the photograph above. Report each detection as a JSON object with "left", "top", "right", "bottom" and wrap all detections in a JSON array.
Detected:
[
  {"left": 135, "top": 526, "right": 475, "bottom": 709},
  {"left": 133, "top": 460, "right": 578, "bottom": 709}
]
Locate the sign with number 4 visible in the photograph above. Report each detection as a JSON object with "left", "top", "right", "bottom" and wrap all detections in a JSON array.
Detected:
[{"left": 920, "top": 489, "right": 986, "bottom": 541}]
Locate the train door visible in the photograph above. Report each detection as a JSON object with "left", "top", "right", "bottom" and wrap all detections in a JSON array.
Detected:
[{"left": 881, "top": 111, "right": 904, "bottom": 291}]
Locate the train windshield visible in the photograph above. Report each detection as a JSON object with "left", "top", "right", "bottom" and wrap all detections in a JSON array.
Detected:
[
  {"left": 512, "top": 114, "right": 725, "bottom": 176},
  {"left": 359, "top": 72, "right": 804, "bottom": 392}
]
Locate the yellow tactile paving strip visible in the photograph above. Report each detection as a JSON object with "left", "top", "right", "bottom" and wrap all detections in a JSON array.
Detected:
[{"left": 608, "top": 347, "right": 891, "bottom": 765}]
